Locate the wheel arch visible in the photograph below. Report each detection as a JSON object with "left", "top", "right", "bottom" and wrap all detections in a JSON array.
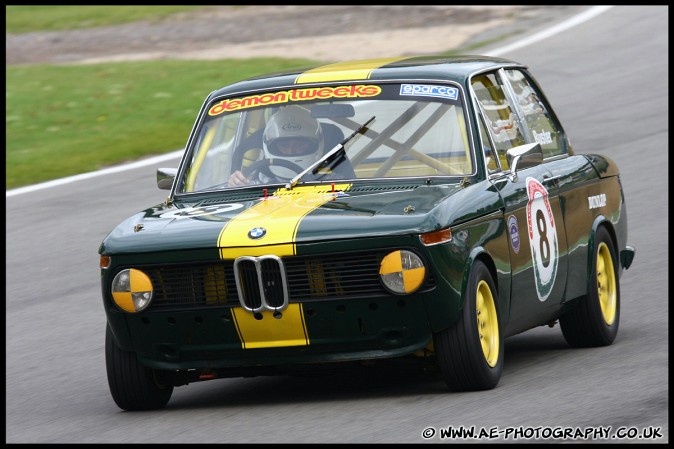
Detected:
[
  {"left": 589, "top": 215, "right": 618, "bottom": 279},
  {"left": 464, "top": 247, "right": 506, "bottom": 325},
  {"left": 465, "top": 248, "right": 498, "bottom": 293}
]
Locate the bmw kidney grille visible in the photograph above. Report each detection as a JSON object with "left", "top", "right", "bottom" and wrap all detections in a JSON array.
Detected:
[{"left": 233, "top": 255, "right": 289, "bottom": 313}]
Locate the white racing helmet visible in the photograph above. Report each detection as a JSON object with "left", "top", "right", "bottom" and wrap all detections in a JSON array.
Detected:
[{"left": 262, "top": 105, "right": 324, "bottom": 179}]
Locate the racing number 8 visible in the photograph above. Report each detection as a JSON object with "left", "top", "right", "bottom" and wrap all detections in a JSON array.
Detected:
[
  {"left": 536, "top": 209, "right": 550, "bottom": 268},
  {"left": 526, "top": 177, "right": 559, "bottom": 302}
]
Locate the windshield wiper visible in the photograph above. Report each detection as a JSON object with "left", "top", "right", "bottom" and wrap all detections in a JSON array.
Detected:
[{"left": 285, "top": 116, "right": 375, "bottom": 190}]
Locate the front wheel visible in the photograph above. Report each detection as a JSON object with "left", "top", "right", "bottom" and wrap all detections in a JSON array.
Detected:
[
  {"left": 560, "top": 226, "right": 620, "bottom": 347},
  {"left": 105, "top": 325, "right": 174, "bottom": 411},
  {"left": 434, "top": 260, "right": 503, "bottom": 391}
]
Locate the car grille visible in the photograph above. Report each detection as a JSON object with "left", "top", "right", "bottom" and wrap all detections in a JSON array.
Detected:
[
  {"left": 142, "top": 250, "right": 435, "bottom": 310},
  {"left": 146, "top": 262, "right": 237, "bottom": 308},
  {"left": 234, "top": 255, "right": 288, "bottom": 312}
]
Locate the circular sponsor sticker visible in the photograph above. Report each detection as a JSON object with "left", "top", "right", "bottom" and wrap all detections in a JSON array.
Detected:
[{"left": 508, "top": 215, "right": 520, "bottom": 254}]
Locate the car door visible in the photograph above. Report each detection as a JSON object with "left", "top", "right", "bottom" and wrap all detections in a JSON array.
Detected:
[
  {"left": 502, "top": 68, "right": 601, "bottom": 304},
  {"left": 472, "top": 70, "right": 569, "bottom": 336}
]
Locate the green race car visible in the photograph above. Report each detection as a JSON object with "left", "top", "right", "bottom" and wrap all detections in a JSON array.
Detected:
[{"left": 99, "top": 55, "right": 635, "bottom": 411}]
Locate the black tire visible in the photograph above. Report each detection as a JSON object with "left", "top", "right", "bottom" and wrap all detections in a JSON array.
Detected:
[
  {"left": 434, "top": 260, "right": 504, "bottom": 391},
  {"left": 560, "top": 226, "right": 620, "bottom": 347},
  {"left": 105, "top": 325, "right": 173, "bottom": 411}
]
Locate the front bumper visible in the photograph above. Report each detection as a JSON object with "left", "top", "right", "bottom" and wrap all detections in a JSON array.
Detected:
[{"left": 109, "top": 294, "right": 434, "bottom": 371}]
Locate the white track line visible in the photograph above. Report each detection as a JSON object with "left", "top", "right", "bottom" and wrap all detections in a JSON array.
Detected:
[
  {"left": 6, "top": 150, "right": 184, "bottom": 197},
  {"left": 486, "top": 5, "right": 614, "bottom": 57},
  {"left": 6, "top": 5, "right": 614, "bottom": 198}
]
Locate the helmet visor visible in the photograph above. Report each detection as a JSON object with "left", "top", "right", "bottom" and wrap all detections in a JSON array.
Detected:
[{"left": 267, "top": 137, "right": 319, "bottom": 157}]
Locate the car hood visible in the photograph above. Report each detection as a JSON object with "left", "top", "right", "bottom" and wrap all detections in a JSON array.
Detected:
[{"left": 100, "top": 183, "right": 472, "bottom": 254}]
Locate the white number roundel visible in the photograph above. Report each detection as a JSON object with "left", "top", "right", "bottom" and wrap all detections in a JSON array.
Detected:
[
  {"left": 159, "top": 204, "right": 243, "bottom": 220},
  {"left": 525, "top": 177, "right": 558, "bottom": 301}
]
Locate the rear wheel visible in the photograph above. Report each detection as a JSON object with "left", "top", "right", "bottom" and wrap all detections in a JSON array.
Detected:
[
  {"left": 434, "top": 260, "right": 503, "bottom": 391},
  {"left": 560, "top": 226, "right": 620, "bottom": 347},
  {"left": 105, "top": 325, "right": 173, "bottom": 411}
]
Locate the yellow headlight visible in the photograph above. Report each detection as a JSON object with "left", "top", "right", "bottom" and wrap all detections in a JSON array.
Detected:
[
  {"left": 379, "top": 250, "right": 426, "bottom": 294},
  {"left": 111, "top": 269, "right": 154, "bottom": 313}
]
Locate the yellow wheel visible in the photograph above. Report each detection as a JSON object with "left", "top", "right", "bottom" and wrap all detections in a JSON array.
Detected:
[
  {"left": 434, "top": 260, "right": 503, "bottom": 391},
  {"left": 476, "top": 280, "right": 499, "bottom": 367},
  {"left": 560, "top": 226, "right": 620, "bottom": 347},
  {"left": 596, "top": 242, "right": 617, "bottom": 325}
]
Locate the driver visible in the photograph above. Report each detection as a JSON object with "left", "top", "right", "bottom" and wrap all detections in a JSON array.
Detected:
[{"left": 228, "top": 105, "right": 324, "bottom": 186}]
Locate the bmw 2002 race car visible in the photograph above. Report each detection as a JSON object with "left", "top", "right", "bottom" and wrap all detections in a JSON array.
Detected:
[{"left": 99, "top": 56, "right": 635, "bottom": 410}]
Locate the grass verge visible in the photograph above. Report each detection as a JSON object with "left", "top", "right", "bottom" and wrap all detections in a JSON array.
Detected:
[{"left": 6, "top": 58, "right": 318, "bottom": 189}]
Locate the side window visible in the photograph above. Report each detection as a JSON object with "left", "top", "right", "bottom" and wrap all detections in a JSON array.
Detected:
[
  {"left": 478, "top": 113, "right": 500, "bottom": 173},
  {"left": 471, "top": 72, "right": 526, "bottom": 171},
  {"left": 504, "top": 69, "right": 567, "bottom": 158}
]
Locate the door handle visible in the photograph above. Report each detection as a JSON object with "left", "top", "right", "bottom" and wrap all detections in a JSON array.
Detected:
[{"left": 542, "top": 175, "right": 561, "bottom": 186}]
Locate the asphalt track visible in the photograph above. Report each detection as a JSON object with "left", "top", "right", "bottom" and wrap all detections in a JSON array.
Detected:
[{"left": 5, "top": 6, "right": 668, "bottom": 443}]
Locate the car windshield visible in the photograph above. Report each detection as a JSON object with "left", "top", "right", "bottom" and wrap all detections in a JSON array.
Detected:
[{"left": 177, "top": 82, "right": 474, "bottom": 193}]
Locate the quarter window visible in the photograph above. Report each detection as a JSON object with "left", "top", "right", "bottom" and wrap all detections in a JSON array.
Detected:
[
  {"left": 503, "top": 69, "right": 567, "bottom": 157},
  {"left": 472, "top": 72, "right": 526, "bottom": 171},
  {"left": 478, "top": 113, "right": 500, "bottom": 173}
]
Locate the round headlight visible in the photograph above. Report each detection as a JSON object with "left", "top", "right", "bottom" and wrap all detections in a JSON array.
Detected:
[
  {"left": 111, "top": 269, "right": 153, "bottom": 313},
  {"left": 379, "top": 250, "right": 426, "bottom": 294}
]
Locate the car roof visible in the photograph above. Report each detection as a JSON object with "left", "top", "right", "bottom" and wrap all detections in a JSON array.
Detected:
[{"left": 207, "top": 55, "right": 526, "bottom": 100}]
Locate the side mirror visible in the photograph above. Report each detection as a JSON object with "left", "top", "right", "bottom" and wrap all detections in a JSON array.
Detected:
[
  {"left": 506, "top": 143, "right": 543, "bottom": 180},
  {"left": 157, "top": 168, "right": 177, "bottom": 190}
]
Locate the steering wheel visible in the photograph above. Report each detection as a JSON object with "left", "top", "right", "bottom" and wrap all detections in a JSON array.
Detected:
[{"left": 242, "top": 158, "right": 305, "bottom": 181}]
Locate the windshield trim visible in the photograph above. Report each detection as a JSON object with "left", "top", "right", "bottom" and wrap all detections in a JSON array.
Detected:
[{"left": 171, "top": 79, "right": 477, "bottom": 200}]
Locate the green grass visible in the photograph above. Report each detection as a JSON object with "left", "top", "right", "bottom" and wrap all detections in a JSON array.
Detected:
[
  {"left": 5, "top": 5, "right": 216, "bottom": 33},
  {"left": 5, "top": 5, "right": 321, "bottom": 189},
  {"left": 6, "top": 59, "right": 319, "bottom": 189},
  {"left": 5, "top": 5, "right": 500, "bottom": 189}
]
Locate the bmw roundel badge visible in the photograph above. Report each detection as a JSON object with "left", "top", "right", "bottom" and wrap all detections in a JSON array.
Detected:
[
  {"left": 248, "top": 227, "right": 266, "bottom": 239},
  {"left": 507, "top": 215, "right": 520, "bottom": 254}
]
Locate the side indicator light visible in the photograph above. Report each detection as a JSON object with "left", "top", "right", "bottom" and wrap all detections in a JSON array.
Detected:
[{"left": 420, "top": 228, "right": 452, "bottom": 246}]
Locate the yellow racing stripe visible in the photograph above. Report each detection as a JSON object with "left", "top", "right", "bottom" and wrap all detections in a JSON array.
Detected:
[
  {"left": 217, "top": 184, "right": 351, "bottom": 258},
  {"left": 220, "top": 184, "right": 350, "bottom": 349},
  {"left": 231, "top": 304, "right": 309, "bottom": 349},
  {"left": 295, "top": 57, "right": 408, "bottom": 84}
]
